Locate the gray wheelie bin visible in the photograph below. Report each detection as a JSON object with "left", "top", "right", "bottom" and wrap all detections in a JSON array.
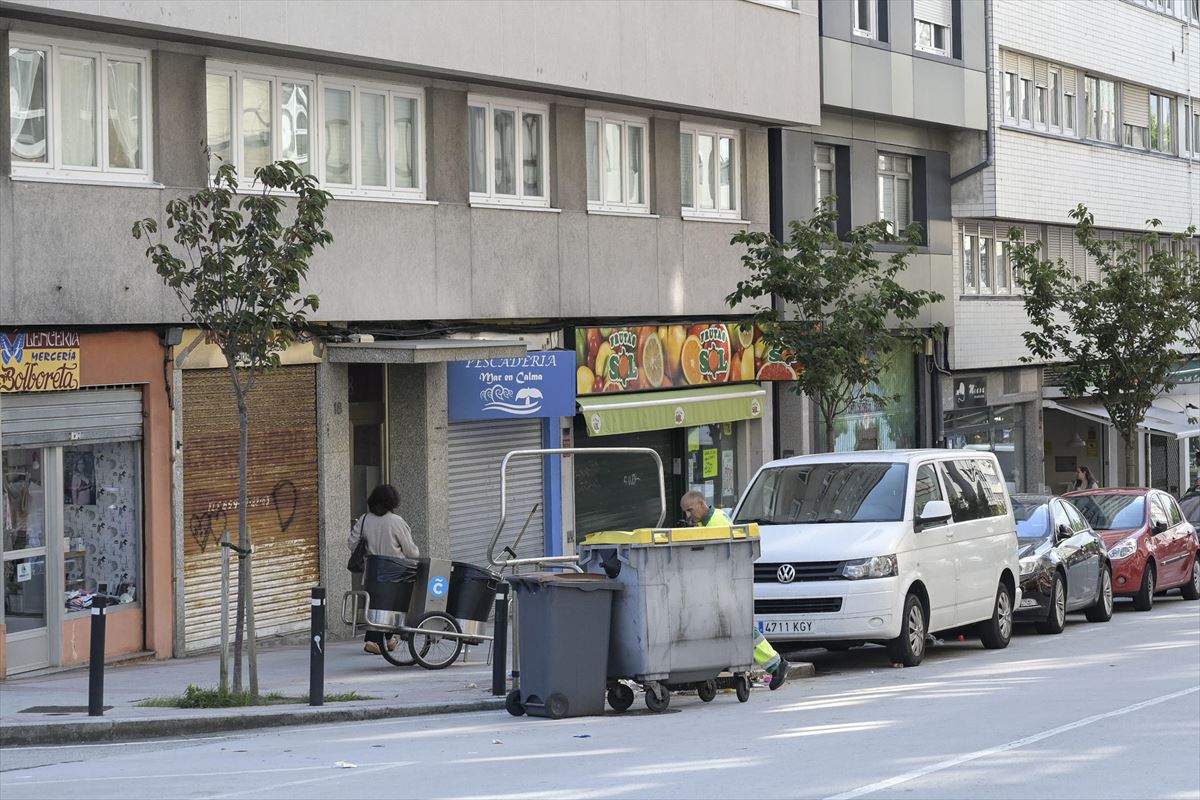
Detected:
[
  {"left": 578, "top": 524, "right": 760, "bottom": 713},
  {"left": 506, "top": 573, "right": 621, "bottom": 720}
]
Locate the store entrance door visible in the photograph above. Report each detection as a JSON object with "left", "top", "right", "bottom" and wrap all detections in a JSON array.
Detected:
[{"left": 2, "top": 446, "right": 55, "bottom": 674}]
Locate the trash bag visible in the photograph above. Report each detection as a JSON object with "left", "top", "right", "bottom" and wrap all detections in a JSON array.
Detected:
[
  {"left": 447, "top": 561, "right": 502, "bottom": 622},
  {"left": 364, "top": 556, "right": 418, "bottom": 613}
]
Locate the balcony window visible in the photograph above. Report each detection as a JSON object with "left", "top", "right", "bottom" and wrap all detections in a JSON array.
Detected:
[
  {"left": 9, "top": 37, "right": 151, "bottom": 181},
  {"left": 1085, "top": 76, "right": 1117, "bottom": 143},
  {"left": 468, "top": 96, "right": 549, "bottom": 207},
  {"left": 585, "top": 112, "right": 649, "bottom": 213},
  {"left": 1150, "top": 93, "right": 1174, "bottom": 154}
]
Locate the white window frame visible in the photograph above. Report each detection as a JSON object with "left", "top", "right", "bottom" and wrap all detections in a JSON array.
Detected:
[
  {"left": 914, "top": 20, "right": 949, "bottom": 57},
  {"left": 853, "top": 0, "right": 879, "bottom": 39},
  {"left": 1149, "top": 93, "right": 1174, "bottom": 154},
  {"left": 1085, "top": 75, "right": 1118, "bottom": 144},
  {"left": 814, "top": 143, "right": 836, "bottom": 207},
  {"left": 877, "top": 153, "right": 913, "bottom": 236},
  {"left": 1185, "top": 101, "right": 1200, "bottom": 157},
  {"left": 961, "top": 222, "right": 1020, "bottom": 297},
  {"left": 1003, "top": 71, "right": 1019, "bottom": 122},
  {"left": 206, "top": 62, "right": 426, "bottom": 201},
  {"left": 9, "top": 36, "right": 153, "bottom": 183},
  {"left": 467, "top": 95, "right": 550, "bottom": 208},
  {"left": 585, "top": 110, "right": 650, "bottom": 214},
  {"left": 680, "top": 124, "right": 741, "bottom": 220}
]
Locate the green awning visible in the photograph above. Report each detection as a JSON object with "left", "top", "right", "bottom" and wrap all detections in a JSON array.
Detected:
[{"left": 578, "top": 384, "right": 766, "bottom": 437}]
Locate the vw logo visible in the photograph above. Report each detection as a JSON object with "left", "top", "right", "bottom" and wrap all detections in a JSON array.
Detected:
[{"left": 776, "top": 564, "right": 796, "bottom": 584}]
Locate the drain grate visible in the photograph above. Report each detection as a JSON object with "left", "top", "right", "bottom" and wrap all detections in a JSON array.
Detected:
[{"left": 19, "top": 705, "right": 113, "bottom": 714}]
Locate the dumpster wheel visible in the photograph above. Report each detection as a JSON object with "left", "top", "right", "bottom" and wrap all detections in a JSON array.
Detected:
[
  {"left": 408, "top": 612, "right": 463, "bottom": 669},
  {"left": 607, "top": 682, "right": 635, "bottom": 713},
  {"left": 734, "top": 675, "right": 751, "bottom": 703},
  {"left": 645, "top": 681, "right": 671, "bottom": 713},
  {"left": 697, "top": 679, "right": 718, "bottom": 702}
]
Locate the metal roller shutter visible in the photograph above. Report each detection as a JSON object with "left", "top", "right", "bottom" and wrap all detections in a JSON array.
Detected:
[
  {"left": 913, "top": 0, "right": 952, "bottom": 27},
  {"left": 448, "top": 419, "right": 544, "bottom": 569},
  {"left": 1, "top": 387, "right": 142, "bottom": 446},
  {"left": 181, "top": 367, "right": 320, "bottom": 652},
  {"left": 1122, "top": 83, "right": 1150, "bottom": 128}
]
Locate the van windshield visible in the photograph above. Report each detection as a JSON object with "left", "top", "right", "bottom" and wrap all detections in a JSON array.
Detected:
[{"left": 735, "top": 463, "right": 909, "bottom": 525}]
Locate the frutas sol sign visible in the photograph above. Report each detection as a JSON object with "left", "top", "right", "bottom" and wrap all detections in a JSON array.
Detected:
[{"left": 575, "top": 323, "right": 799, "bottom": 395}]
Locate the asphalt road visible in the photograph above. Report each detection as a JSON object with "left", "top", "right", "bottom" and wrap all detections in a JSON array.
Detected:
[{"left": 3, "top": 596, "right": 1198, "bottom": 800}]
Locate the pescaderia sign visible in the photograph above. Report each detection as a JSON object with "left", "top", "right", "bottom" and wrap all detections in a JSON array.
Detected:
[
  {"left": 448, "top": 350, "right": 577, "bottom": 421},
  {"left": 0, "top": 331, "right": 81, "bottom": 393}
]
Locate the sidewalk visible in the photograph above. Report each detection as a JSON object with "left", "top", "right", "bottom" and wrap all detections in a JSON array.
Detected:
[{"left": 0, "top": 638, "right": 503, "bottom": 747}]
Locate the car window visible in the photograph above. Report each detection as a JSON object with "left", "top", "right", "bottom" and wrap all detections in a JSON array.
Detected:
[
  {"left": 1063, "top": 501, "right": 1090, "bottom": 533},
  {"left": 1051, "top": 500, "right": 1073, "bottom": 535},
  {"left": 973, "top": 459, "right": 1010, "bottom": 517},
  {"left": 1162, "top": 494, "right": 1184, "bottom": 526},
  {"left": 1012, "top": 500, "right": 1050, "bottom": 539},
  {"left": 913, "top": 464, "right": 943, "bottom": 518},
  {"left": 1181, "top": 495, "right": 1200, "bottom": 525},
  {"left": 1071, "top": 495, "right": 1146, "bottom": 530},
  {"left": 938, "top": 460, "right": 985, "bottom": 522},
  {"left": 1150, "top": 494, "right": 1171, "bottom": 529}
]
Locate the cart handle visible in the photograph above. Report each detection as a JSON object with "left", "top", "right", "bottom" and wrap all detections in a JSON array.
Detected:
[{"left": 486, "top": 447, "right": 667, "bottom": 568}]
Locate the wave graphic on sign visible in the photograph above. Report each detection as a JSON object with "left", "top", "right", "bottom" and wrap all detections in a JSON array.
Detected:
[{"left": 480, "top": 386, "right": 543, "bottom": 415}]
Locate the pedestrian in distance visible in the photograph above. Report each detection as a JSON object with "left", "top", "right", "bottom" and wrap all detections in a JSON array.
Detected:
[
  {"left": 679, "top": 489, "right": 791, "bottom": 690},
  {"left": 347, "top": 483, "right": 420, "bottom": 655},
  {"left": 1072, "top": 465, "right": 1099, "bottom": 491}
]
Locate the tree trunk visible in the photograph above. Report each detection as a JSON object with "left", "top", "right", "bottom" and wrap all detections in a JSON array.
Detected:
[
  {"left": 235, "top": 389, "right": 251, "bottom": 693},
  {"left": 823, "top": 406, "right": 837, "bottom": 453},
  {"left": 1122, "top": 423, "right": 1139, "bottom": 487}
]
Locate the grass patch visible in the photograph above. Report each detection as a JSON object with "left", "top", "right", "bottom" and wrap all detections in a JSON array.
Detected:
[{"left": 137, "top": 685, "right": 375, "bottom": 708}]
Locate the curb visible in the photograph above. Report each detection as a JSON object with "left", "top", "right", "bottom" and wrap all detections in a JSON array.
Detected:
[
  {"left": 788, "top": 662, "right": 817, "bottom": 679},
  {"left": 0, "top": 698, "right": 506, "bottom": 747}
]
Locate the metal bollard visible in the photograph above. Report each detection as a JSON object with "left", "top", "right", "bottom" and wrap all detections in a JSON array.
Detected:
[
  {"left": 310, "top": 587, "right": 326, "bottom": 707},
  {"left": 492, "top": 582, "right": 509, "bottom": 696},
  {"left": 88, "top": 594, "right": 108, "bottom": 716}
]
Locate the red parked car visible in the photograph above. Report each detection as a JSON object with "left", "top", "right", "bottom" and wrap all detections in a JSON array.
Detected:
[{"left": 1065, "top": 488, "right": 1200, "bottom": 611}]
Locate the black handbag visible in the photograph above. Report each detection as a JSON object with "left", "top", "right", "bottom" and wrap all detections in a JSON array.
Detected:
[{"left": 347, "top": 515, "right": 368, "bottom": 573}]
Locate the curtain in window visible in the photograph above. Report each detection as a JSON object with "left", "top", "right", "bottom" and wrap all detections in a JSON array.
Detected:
[
  {"left": 10, "top": 48, "right": 48, "bottom": 163},
  {"left": 627, "top": 125, "right": 644, "bottom": 205},
  {"left": 323, "top": 87, "right": 352, "bottom": 184},
  {"left": 280, "top": 82, "right": 309, "bottom": 168},
  {"left": 468, "top": 105, "right": 487, "bottom": 193},
  {"left": 206, "top": 74, "right": 233, "bottom": 172},
  {"left": 106, "top": 60, "right": 142, "bottom": 169},
  {"left": 697, "top": 134, "right": 715, "bottom": 210},
  {"left": 718, "top": 136, "right": 735, "bottom": 211},
  {"left": 603, "top": 121, "right": 622, "bottom": 203},
  {"left": 359, "top": 92, "right": 387, "bottom": 187},
  {"left": 679, "top": 132, "right": 694, "bottom": 208},
  {"left": 493, "top": 109, "right": 516, "bottom": 195},
  {"left": 585, "top": 120, "right": 600, "bottom": 203},
  {"left": 394, "top": 97, "right": 417, "bottom": 189},
  {"left": 61, "top": 54, "right": 97, "bottom": 167},
  {"left": 522, "top": 112, "right": 542, "bottom": 197}
]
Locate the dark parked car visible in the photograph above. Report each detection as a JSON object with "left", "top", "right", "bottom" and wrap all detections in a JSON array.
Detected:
[
  {"left": 1065, "top": 488, "right": 1200, "bottom": 611},
  {"left": 1013, "top": 494, "right": 1113, "bottom": 633}
]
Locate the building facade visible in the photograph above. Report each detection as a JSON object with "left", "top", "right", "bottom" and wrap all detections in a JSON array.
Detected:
[{"left": 1, "top": 0, "right": 820, "bottom": 673}]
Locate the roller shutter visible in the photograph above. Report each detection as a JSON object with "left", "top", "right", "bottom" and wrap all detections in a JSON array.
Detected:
[
  {"left": 913, "top": 0, "right": 952, "bottom": 27},
  {"left": 1123, "top": 83, "right": 1150, "bottom": 128},
  {"left": 181, "top": 367, "right": 320, "bottom": 652},
  {"left": 1, "top": 387, "right": 142, "bottom": 446},
  {"left": 447, "top": 419, "right": 544, "bottom": 568}
]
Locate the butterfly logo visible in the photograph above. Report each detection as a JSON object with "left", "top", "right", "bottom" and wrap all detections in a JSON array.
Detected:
[{"left": 0, "top": 333, "right": 26, "bottom": 366}]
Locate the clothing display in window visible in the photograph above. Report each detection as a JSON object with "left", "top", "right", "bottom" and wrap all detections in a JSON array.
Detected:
[{"left": 62, "top": 441, "right": 140, "bottom": 607}]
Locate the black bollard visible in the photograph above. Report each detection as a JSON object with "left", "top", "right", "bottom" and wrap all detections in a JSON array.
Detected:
[
  {"left": 310, "top": 587, "right": 326, "bottom": 707},
  {"left": 88, "top": 594, "right": 108, "bottom": 716},
  {"left": 492, "top": 582, "right": 509, "bottom": 696}
]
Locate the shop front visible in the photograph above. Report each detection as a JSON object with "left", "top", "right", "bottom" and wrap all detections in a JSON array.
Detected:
[
  {"left": 1, "top": 330, "right": 172, "bottom": 677},
  {"left": 941, "top": 368, "right": 1042, "bottom": 493},
  {"left": 821, "top": 346, "right": 918, "bottom": 451},
  {"left": 571, "top": 323, "right": 774, "bottom": 538}
]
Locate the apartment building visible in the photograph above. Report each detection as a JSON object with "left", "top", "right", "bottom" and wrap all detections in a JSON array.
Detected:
[
  {"left": 772, "top": 0, "right": 994, "bottom": 470},
  {"left": 0, "top": 0, "right": 820, "bottom": 675},
  {"left": 950, "top": 0, "right": 1200, "bottom": 496}
]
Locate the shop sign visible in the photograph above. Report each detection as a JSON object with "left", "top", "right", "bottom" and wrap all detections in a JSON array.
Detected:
[
  {"left": 954, "top": 376, "right": 988, "bottom": 409},
  {"left": 575, "top": 323, "right": 799, "bottom": 396},
  {"left": 0, "top": 331, "right": 81, "bottom": 393},
  {"left": 448, "top": 350, "right": 577, "bottom": 420}
]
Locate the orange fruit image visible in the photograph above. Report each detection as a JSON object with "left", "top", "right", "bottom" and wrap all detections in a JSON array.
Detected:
[
  {"left": 664, "top": 325, "right": 687, "bottom": 379},
  {"left": 577, "top": 366, "right": 595, "bottom": 395},
  {"left": 756, "top": 361, "right": 798, "bottom": 380},
  {"left": 681, "top": 335, "right": 703, "bottom": 385},
  {"left": 641, "top": 332, "right": 666, "bottom": 388}
]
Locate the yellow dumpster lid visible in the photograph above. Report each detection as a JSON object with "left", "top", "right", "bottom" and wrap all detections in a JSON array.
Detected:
[{"left": 580, "top": 524, "right": 759, "bottom": 547}]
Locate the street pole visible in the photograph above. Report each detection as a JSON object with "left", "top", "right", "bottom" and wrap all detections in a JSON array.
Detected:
[
  {"left": 310, "top": 587, "right": 326, "bottom": 706},
  {"left": 492, "top": 582, "right": 509, "bottom": 696},
  {"left": 88, "top": 595, "right": 108, "bottom": 716}
]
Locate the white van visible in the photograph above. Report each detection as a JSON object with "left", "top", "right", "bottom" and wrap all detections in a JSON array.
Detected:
[{"left": 732, "top": 449, "right": 1020, "bottom": 667}]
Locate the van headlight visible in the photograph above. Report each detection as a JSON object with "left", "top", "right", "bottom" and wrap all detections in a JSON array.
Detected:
[
  {"left": 841, "top": 555, "right": 897, "bottom": 580},
  {"left": 1019, "top": 557, "right": 1040, "bottom": 577},
  {"left": 1108, "top": 538, "right": 1137, "bottom": 561}
]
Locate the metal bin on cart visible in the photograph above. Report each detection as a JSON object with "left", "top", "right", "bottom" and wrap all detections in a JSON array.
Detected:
[{"left": 578, "top": 524, "right": 760, "bottom": 713}]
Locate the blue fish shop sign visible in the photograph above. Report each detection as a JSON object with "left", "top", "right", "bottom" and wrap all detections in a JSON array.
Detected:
[{"left": 448, "top": 350, "right": 576, "bottom": 421}]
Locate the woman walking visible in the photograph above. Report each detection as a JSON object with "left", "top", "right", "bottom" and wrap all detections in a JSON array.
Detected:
[
  {"left": 1072, "top": 465, "right": 1099, "bottom": 491},
  {"left": 347, "top": 484, "right": 420, "bottom": 654}
]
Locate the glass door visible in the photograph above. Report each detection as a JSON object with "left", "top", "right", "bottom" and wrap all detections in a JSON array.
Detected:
[{"left": 2, "top": 446, "right": 55, "bottom": 673}]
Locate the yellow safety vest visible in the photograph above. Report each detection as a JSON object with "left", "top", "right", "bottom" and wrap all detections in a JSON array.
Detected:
[{"left": 702, "top": 507, "right": 732, "bottom": 527}]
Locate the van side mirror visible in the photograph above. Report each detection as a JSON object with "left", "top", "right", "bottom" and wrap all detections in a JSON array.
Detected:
[{"left": 918, "top": 500, "right": 953, "bottom": 529}]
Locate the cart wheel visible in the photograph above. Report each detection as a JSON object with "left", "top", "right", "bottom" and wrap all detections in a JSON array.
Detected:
[
  {"left": 734, "top": 675, "right": 751, "bottom": 703},
  {"left": 505, "top": 690, "right": 525, "bottom": 717},
  {"left": 607, "top": 683, "right": 635, "bottom": 713},
  {"left": 378, "top": 633, "right": 417, "bottom": 667},
  {"left": 645, "top": 682, "right": 671, "bottom": 713},
  {"left": 546, "top": 693, "right": 570, "bottom": 720},
  {"left": 697, "top": 679, "right": 718, "bottom": 703},
  {"left": 408, "top": 612, "right": 463, "bottom": 670}
]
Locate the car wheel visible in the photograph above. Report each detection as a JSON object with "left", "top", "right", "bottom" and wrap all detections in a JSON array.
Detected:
[
  {"left": 1132, "top": 563, "right": 1156, "bottom": 612},
  {"left": 886, "top": 592, "right": 927, "bottom": 667},
  {"left": 1180, "top": 558, "right": 1200, "bottom": 601},
  {"left": 1035, "top": 572, "right": 1067, "bottom": 635},
  {"left": 1085, "top": 566, "right": 1114, "bottom": 622},
  {"left": 978, "top": 581, "right": 1014, "bottom": 649}
]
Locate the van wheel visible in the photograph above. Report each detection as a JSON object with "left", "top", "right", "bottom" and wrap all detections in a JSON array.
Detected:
[
  {"left": 1035, "top": 572, "right": 1067, "bottom": 635},
  {"left": 978, "top": 582, "right": 1014, "bottom": 649},
  {"left": 886, "top": 593, "right": 927, "bottom": 667},
  {"left": 1132, "top": 563, "right": 1156, "bottom": 611},
  {"left": 1085, "top": 566, "right": 1114, "bottom": 622}
]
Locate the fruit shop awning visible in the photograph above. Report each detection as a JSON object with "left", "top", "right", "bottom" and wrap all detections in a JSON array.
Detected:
[{"left": 577, "top": 384, "right": 766, "bottom": 437}]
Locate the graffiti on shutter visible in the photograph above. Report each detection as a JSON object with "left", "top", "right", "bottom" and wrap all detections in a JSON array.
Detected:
[{"left": 181, "top": 366, "right": 319, "bottom": 652}]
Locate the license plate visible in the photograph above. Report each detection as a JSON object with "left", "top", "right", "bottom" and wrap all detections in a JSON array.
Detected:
[{"left": 758, "top": 618, "right": 815, "bottom": 634}]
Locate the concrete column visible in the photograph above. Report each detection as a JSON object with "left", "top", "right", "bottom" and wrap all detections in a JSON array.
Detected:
[
  {"left": 388, "top": 363, "right": 451, "bottom": 559},
  {"left": 316, "top": 361, "right": 352, "bottom": 638},
  {"left": 152, "top": 50, "right": 208, "bottom": 189},
  {"left": 552, "top": 104, "right": 586, "bottom": 212},
  {"left": 652, "top": 117, "right": 681, "bottom": 218},
  {"left": 427, "top": 87, "right": 469, "bottom": 203}
]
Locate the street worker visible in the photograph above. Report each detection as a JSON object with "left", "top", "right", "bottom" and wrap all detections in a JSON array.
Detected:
[{"left": 679, "top": 489, "right": 790, "bottom": 690}]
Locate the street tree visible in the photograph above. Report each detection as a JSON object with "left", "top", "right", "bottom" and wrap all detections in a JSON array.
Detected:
[
  {"left": 1010, "top": 204, "right": 1188, "bottom": 485},
  {"left": 133, "top": 160, "right": 332, "bottom": 695},
  {"left": 727, "top": 201, "right": 944, "bottom": 453},
  {"left": 1179, "top": 238, "right": 1200, "bottom": 355}
]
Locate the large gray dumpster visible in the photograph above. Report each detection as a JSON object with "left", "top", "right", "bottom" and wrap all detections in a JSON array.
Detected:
[{"left": 578, "top": 524, "right": 760, "bottom": 713}]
